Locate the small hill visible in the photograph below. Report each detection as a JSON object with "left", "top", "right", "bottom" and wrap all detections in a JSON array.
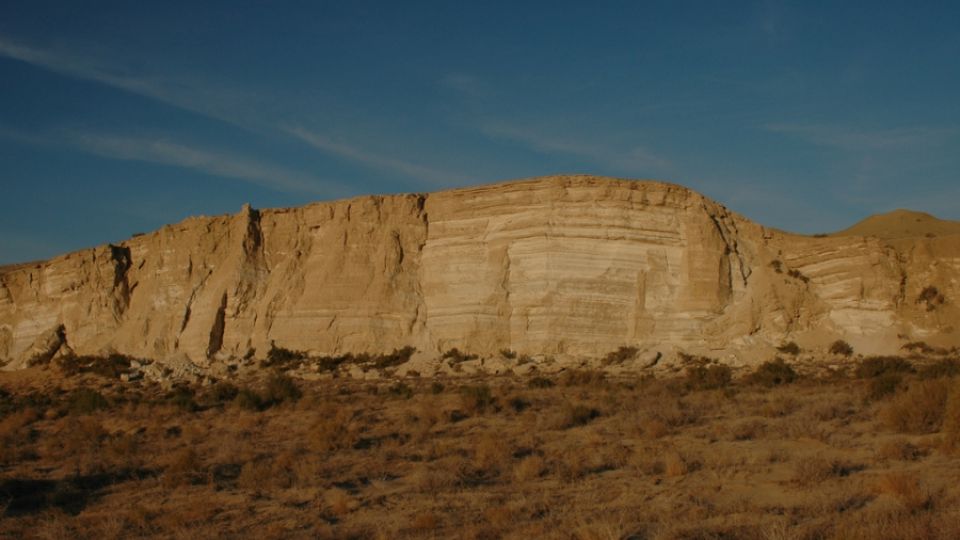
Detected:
[{"left": 832, "top": 209, "right": 960, "bottom": 239}]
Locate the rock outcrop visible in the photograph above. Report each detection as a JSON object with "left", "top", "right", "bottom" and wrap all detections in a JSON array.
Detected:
[{"left": 2, "top": 175, "right": 958, "bottom": 370}]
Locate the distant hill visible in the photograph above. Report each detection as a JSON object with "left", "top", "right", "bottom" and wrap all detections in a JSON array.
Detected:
[{"left": 832, "top": 209, "right": 960, "bottom": 239}]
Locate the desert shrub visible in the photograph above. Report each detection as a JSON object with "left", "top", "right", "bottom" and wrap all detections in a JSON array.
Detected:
[
  {"left": 919, "top": 358, "right": 960, "bottom": 379},
  {"left": 167, "top": 387, "right": 198, "bottom": 412},
  {"left": 308, "top": 405, "right": 358, "bottom": 453},
  {"left": 513, "top": 455, "right": 547, "bottom": 482},
  {"left": 373, "top": 346, "right": 416, "bottom": 369},
  {"left": 747, "top": 358, "right": 797, "bottom": 387},
  {"left": 876, "top": 439, "right": 923, "bottom": 461},
  {"left": 499, "top": 349, "right": 517, "bottom": 360},
  {"left": 685, "top": 364, "right": 732, "bottom": 391},
  {"left": 559, "top": 369, "right": 606, "bottom": 387},
  {"left": 917, "top": 286, "right": 946, "bottom": 310},
  {"left": 459, "top": 384, "right": 496, "bottom": 414},
  {"left": 874, "top": 473, "right": 931, "bottom": 512},
  {"left": 236, "top": 459, "right": 275, "bottom": 491},
  {"left": 776, "top": 342, "right": 801, "bottom": 355},
  {"left": 262, "top": 372, "right": 301, "bottom": 406},
  {"left": 234, "top": 388, "right": 264, "bottom": 411},
  {"left": 856, "top": 356, "right": 913, "bottom": 378},
  {"left": 442, "top": 348, "right": 477, "bottom": 364},
  {"left": 865, "top": 373, "right": 903, "bottom": 401},
  {"left": 528, "top": 376, "right": 555, "bottom": 389},
  {"left": 788, "top": 269, "right": 810, "bottom": 283},
  {"left": 88, "top": 354, "right": 134, "bottom": 378},
  {"left": 68, "top": 388, "right": 109, "bottom": 415},
  {"left": 163, "top": 447, "right": 205, "bottom": 487},
  {"left": 261, "top": 343, "right": 307, "bottom": 369},
  {"left": 316, "top": 355, "right": 349, "bottom": 372},
  {"left": 769, "top": 260, "right": 783, "bottom": 273},
  {"left": 881, "top": 379, "right": 951, "bottom": 433},
  {"left": 902, "top": 341, "right": 939, "bottom": 355},
  {"left": 207, "top": 382, "right": 239, "bottom": 403},
  {"left": 664, "top": 452, "right": 689, "bottom": 477},
  {"left": 558, "top": 403, "right": 600, "bottom": 428},
  {"left": 55, "top": 353, "right": 135, "bottom": 379},
  {"left": 388, "top": 382, "right": 414, "bottom": 399},
  {"left": 829, "top": 340, "right": 854, "bottom": 357},
  {"left": 506, "top": 395, "right": 530, "bottom": 413},
  {"left": 793, "top": 457, "right": 856, "bottom": 486},
  {"left": 602, "top": 346, "right": 638, "bottom": 366}
]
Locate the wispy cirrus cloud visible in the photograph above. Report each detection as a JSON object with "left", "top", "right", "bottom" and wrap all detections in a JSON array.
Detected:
[
  {"left": 67, "top": 132, "right": 345, "bottom": 195},
  {"left": 284, "top": 126, "right": 469, "bottom": 186},
  {"left": 1, "top": 36, "right": 472, "bottom": 188},
  {"left": 763, "top": 123, "right": 956, "bottom": 150},
  {"left": 0, "top": 126, "right": 344, "bottom": 195},
  {"left": 0, "top": 36, "right": 257, "bottom": 130},
  {"left": 479, "top": 121, "right": 673, "bottom": 175}
]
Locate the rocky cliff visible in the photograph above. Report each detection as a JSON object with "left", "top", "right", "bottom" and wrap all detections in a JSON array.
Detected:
[{"left": 2, "top": 175, "right": 958, "bottom": 370}]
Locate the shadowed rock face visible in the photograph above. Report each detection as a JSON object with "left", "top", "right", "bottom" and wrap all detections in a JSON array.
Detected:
[{"left": 1, "top": 175, "right": 958, "bottom": 368}]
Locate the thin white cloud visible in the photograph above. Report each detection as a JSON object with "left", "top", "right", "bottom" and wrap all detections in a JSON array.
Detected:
[
  {"left": 0, "top": 126, "right": 343, "bottom": 195},
  {"left": 764, "top": 123, "right": 955, "bottom": 150},
  {"left": 284, "top": 126, "right": 468, "bottom": 186},
  {"left": 1, "top": 36, "right": 472, "bottom": 189},
  {"left": 480, "top": 122, "right": 672, "bottom": 174},
  {"left": 65, "top": 131, "right": 343, "bottom": 195},
  {"left": 439, "top": 73, "right": 493, "bottom": 101},
  {"left": 0, "top": 35, "right": 271, "bottom": 132}
]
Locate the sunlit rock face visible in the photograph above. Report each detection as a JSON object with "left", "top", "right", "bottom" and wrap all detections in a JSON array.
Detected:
[{"left": 2, "top": 175, "right": 958, "bottom": 368}]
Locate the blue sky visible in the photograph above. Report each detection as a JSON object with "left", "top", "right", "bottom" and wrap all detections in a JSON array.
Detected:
[{"left": 1, "top": 1, "right": 959, "bottom": 264}]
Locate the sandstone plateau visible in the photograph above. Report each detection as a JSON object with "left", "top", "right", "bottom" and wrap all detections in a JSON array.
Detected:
[{"left": 1, "top": 175, "right": 958, "bottom": 374}]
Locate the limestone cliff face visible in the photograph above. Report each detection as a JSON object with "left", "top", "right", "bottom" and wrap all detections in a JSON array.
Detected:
[{"left": 1, "top": 176, "right": 958, "bottom": 367}]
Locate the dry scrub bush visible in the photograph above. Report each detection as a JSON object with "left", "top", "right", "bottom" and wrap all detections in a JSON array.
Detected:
[
  {"left": 459, "top": 384, "right": 496, "bottom": 414},
  {"left": 324, "top": 488, "right": 358, "bottom": 516},
  {"left": 875, "top": 473, "right": 932, "bottom": 513},
  {"left": 663, "top": 451, "right": 689, "bottom": 477},
  {"left": 483, "top": 505, "right": 514, "bottom": 530},
  {"left": 162, "top": 447, "right": 205, "bottom": 487},
  {"left": 553, "top": 402, "right": 600, "bottom": 429},
  {"left": 793, "top": 456, "right": 856, "bottom": 486},
  {"left": 473, "top": 434, "right": 511, "bottom": 476},
  {"left": 57, "top": 416, "right": 108, "bottom": 476},
  {"left": 747, "top": 358, "right": 798, "bottom": 387},
  {"left": 601, "top": 346, "right": 638, "bottom": 366},
  {"left": 876, "top": 439, "right": 923, "bottom": 462},
  {"left": 881, "top": 379, "right": 951, "bottom": 433},
  {"left": 0, "top": 408, "right": 38, "bottom": 464},
  {"left": 411, "top": 457, "right": 466, "bottom": 492},
  {"left": 559, "top": 369, "right": 607, "bottom": 387},
  {"left": 857, "top": 356, "right": 914, "bottom": 378},
  {"left": 830, "top": 339, "right": 854, "bottom": 357},
  {"left": 408, "top": 512, "right": 440, "bottom": 533},
  {"left": 866, "top": 373, "right": 904, "bottom": 401},
  {"left": 730, "top": 419, "right": 765, "bottom": 441},
  {"left": 513, "top": 454, "right": 547, "bottom": 482},
  {"left": 640, "top": 417, "right": 670, "bottom": 439},
  {"left": 684, "top": 363, "right": 732, "bottom": 390},
  {"left": 307, "top": 404, "right": 358, "bottom": 452}
]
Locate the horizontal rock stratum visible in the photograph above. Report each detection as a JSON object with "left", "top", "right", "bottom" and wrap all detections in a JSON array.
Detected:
[{"left": 1, "top": 175, "right": 958, "bottom": 369}]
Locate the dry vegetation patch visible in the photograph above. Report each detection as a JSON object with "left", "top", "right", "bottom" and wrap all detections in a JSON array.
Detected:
[{"left": 2, "top": 358, "right": 960, "bottom": 537}]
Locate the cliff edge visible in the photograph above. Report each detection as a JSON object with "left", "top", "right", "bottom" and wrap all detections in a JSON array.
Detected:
[{"left": 2, "top": 175, "right": 958, "bottom": 371}]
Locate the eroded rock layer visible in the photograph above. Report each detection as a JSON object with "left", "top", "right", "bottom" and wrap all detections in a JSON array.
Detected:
[{"left": 1, "top": 175, "right": 958, "bottom": 368}]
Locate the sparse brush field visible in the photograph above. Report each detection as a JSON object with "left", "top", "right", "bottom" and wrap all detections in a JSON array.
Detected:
[{"left": 4, "top": 357, "right": 960, "bottom": 539}]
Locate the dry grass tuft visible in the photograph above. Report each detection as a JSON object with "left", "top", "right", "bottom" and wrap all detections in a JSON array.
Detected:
[
  {"left": 875, "top": 473, "right": 932, "bottom": 512},
  {"left": 881, "top": 379, "right": 951, "bottom": 433}
]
